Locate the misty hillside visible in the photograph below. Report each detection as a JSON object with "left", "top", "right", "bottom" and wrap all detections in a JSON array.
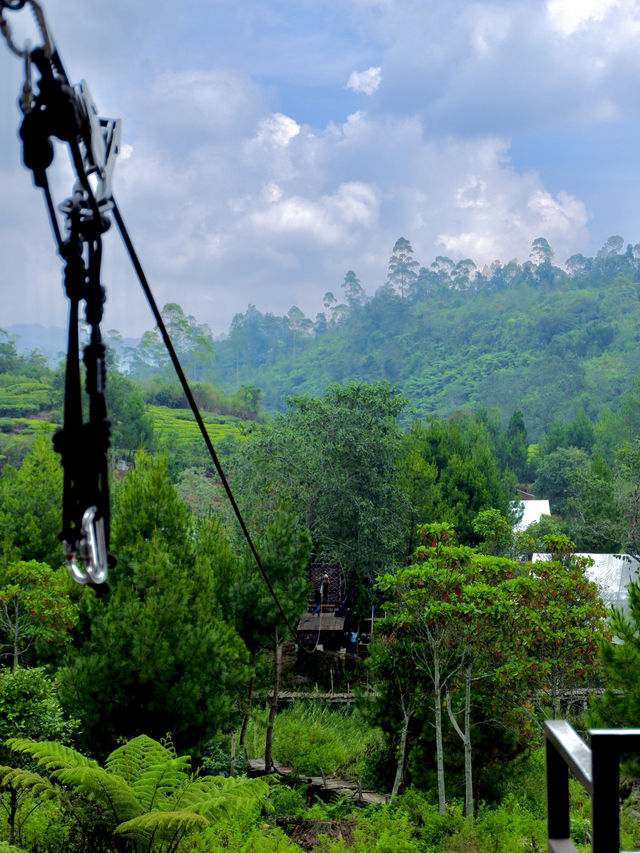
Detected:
[{"left": 209, "top": 236, "right": 640, "bottom": 439}]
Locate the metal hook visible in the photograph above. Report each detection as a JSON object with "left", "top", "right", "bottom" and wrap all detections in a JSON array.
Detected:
[
  {"left": 19, "top": 40, "right": 33, "bottom": 113},
  {"left": 64, "top": 505, "right": 109, "bottom": 585},
  {"left": 0, "top": 0, "right": 52, "bottom": 59}
]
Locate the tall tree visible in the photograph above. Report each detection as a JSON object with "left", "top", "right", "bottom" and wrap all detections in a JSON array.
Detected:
[
  {"left": 340, "top": 270, "right": 365, "bottom": 307},
  {"left": 376, "top": 523, "right": 516, "bottom": 817},
  {"left": 132, "top": 303, "right": 215, "bottom": 382},
  {"left": 234, "top": 382, "right": 407, "bottom": 614},
  {"left": 387, "top": 237, "right": 418, "bottom": 298},
  {"left": 530, "top": 237, "right": 554, "bottom": 266}
]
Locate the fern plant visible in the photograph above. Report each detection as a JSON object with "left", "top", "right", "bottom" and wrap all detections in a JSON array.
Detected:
[{"left": 3, "top": 734, "right": 269, "bottom": 852}]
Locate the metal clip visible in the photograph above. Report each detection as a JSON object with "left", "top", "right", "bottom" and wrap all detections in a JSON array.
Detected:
[
  {"left": 19, "top": 41, "right": 33, "bottom": 113},
  {"left": 0, "top": 0, "right": 52, "bottom": 59},
  {"left": 64, "top": 505, "right": 109, "bottom": 585}
]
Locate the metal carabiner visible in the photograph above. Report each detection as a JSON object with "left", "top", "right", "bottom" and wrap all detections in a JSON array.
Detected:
[
  {"left": 0, "top": 0, "right": 52, "bottom": 59},
  {"left": 64, "top": 505, "right": 109, "bottom": 585}
]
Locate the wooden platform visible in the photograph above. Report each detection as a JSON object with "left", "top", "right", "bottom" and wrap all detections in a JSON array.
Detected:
[
  {"left": 248, "top": 759, "right": 388, "bottom": 805},
  {"left": 298, "top": 612, "right": 345, "bottom": 631}
]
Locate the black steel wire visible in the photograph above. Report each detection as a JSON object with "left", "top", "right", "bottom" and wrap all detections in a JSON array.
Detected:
[{"left": 111, "top": 200, "right": 299, "bottom": 641}]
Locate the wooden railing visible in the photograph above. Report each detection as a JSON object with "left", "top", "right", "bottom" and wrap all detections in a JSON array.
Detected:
[{"left": 545, "top": 720, "right": 640, "bottom": 852}]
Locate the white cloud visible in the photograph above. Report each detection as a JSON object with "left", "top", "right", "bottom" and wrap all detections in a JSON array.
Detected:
[
  {"left": 249, "top": 181, "right": 380, "bottom": 245},
  {"left": 547, "top": 0, "right": 620, "bottom": 36},
  {"left": 99, "top": 105, "right": 589, "bottom": 335},
  {"left": 2, "top": 0, "right": 632, "bottom": 340},
  {"left": 255, "top": 113, "right": 301, "bottom": 147},
  {"left": 346, "top": 66, "right": 382, "bottom": 95}
]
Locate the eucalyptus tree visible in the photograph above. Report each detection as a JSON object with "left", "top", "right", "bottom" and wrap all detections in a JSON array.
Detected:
[{"left": 387, "top": 237, "right": 418, "bottom": 298}]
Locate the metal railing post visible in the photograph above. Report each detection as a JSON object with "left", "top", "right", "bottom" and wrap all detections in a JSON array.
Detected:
[
  {"left": 591, "top": 731, "right": 620, "bottom": 852},
  {"left": 546, "top": 735, "right": 571, "bottom": 841},
  {"left": 544, "top": 721, "right": 640, "bottom": 853}
]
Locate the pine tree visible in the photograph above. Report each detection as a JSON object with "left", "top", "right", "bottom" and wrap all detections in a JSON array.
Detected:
[{"left": 60, "top": 451, "right": 249, "bottom": 757}]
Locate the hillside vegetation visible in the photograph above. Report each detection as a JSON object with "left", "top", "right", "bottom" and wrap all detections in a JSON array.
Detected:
[{"left": 208, "top": 234, "right": 640, "bottom": 439}]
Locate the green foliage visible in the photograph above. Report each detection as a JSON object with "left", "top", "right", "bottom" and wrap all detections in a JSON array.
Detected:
[
  {"left": 0, "top": 436, "right": 62, "bottom": 570},
  {"left": 400, "top": 415, "right": 516, "bottom": 546},
  {"left": 0, "top": 561, "right": 78, "bottom": 668},
  {"left": 0, "top": 376, "right": 56, "bottom": 418},
  {"left": 0, "top": 667, "right": 78, "bottom": 745},
  {"left": 210, "top": 239, "right": 640, "bottom": 441},
  {"left": 2, "top": 734, "right": 270, "bottom": 852},
  {"left": 107, "top": 371, "right": 155, "bottom": 454},
  {"left": 231, "top": 508, "right": 311, "bottom": 655},
  {"left": 496, "top": 551, "right": 609, "bottom": 727},
  {"left": 149, "top": 405, "right": 247, "bottom": 471},
  {"left": 318, "top": 806, "right": 423, "bottom": 852},
  {"left": 591, "top": 579, "right": 640, "bottom": 766},
  {"left": 60, "top": 451, "right": 249, "bottom": 758},
  {"left": 234, "top": 381, "right": 408, "bottom": 613},
  {"left": 188, "top": 818, "right": 301, "bottom": 852}
]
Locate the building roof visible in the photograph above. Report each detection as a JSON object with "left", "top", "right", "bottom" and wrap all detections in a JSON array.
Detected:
[
  {"left": 297, "top": 612, "right": 346, "bottom": 632},
  {"left": 513, "top": 500, "right": 551, "bottom": 532}
]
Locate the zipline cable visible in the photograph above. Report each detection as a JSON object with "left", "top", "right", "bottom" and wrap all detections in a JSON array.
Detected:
[
  {"left": 1, "top": 0, "right": 302, "bottom": 641},
  {"left": 113, "top": 200, "right": 299, "bottom": 641}
]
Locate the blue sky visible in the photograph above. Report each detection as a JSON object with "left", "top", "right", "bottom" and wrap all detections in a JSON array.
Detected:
[{"left": 1, "top": 0, "right": 640, "bottom": 338}]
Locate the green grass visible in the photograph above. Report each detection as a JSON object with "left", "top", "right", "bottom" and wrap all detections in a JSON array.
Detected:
[
  {"left": 244, "top": 703, "right": 380, "bottom": 781},
  {"left": 148, "top": 404, "right": 248, "bottom": 465},
  {"left": 0, "top": 375, "right": 56, "bottom": 417},
  {"left": 0, "top": 418, "right": 58, "bottom": 467}
]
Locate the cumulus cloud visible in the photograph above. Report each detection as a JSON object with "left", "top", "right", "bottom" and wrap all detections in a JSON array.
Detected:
[
  {"left": 346, "top": 66, "right": 382, "bottom": 95},
  {"left": 1, "top": 0, "right": 636, "bottom": 339},
  {"left": 254, "top": 114, "right": 301, "bottom": 147},
  {"left": 547, "top": 0, "right": 621, "bottom": 36}
]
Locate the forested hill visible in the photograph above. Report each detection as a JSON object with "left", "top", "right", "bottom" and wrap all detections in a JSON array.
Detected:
[{"left": 211, "top": 236, "right": 640, "bottom": 440}]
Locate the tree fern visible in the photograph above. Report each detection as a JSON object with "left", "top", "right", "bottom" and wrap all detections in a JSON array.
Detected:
[
  {"left": 115, "top": 809, "right": 208, "bottom": 848},
  {"left": 132, "top": 757, "right": 191, "bottom": 813},
  {"left": 53, "top": 766, "right": 143, "bottom": 824},
  {"left": 3, "top": 735, "right": 270, "bottom": 852},
  {"left": 0, "top": 766, "right": 58, "bottom": 801},
  {"left": 114, "top": 776, "right": 269, "bottom": 851},
  {"left": 187, "top": 776, "right": 270, "bottom": 823},
  {"left": 5, "top": 738, "right": 98, "bottom": 772},
  {"left": 105, "top": 734, "right": 176, "bottom": 784}
]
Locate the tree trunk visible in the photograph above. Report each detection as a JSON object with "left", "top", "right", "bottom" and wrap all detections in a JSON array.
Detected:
[
  {"left": 433, "top": 649, "right": 446, "bottom": 816},
  {"left": 230, "top": 730, "right": 236, "bottom": 778},
  {"left": 239, "top": 656, "right": 256, "bottom": 749},
  {"left": 391, "top": 699, "right": 412, "bottom": 801},
  {"left": 463, "top": 665, "right": 473, "bottom": 818},
  {"left": 13, "top": 602, "right": 19, "bottom": 669},
  {"left": 8, "top": 789, "right": 17, "bottom": 845},
  {"left": 445, "top": 665, "right": 473, "bottom": 818},
  {"left": 264, "top": 627, "right": 281, "bottom": 773}
]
